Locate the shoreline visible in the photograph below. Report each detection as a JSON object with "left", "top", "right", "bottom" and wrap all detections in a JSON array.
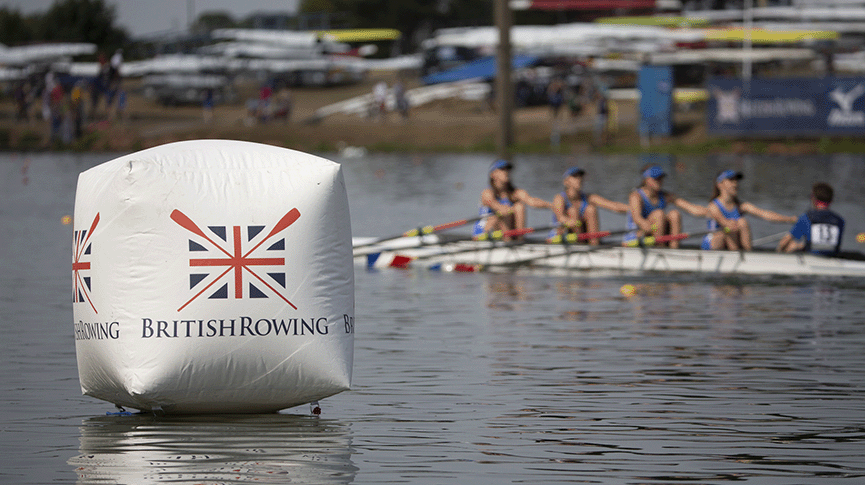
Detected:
[{"left": 4, "top": 73, "right": 865, "bottom": 155}]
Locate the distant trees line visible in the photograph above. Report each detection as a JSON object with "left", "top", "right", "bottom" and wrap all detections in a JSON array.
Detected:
[
  {"left": 1, "top": 0, "right": 692, "bottom": 56},
  {"left": 0, "top": 0, "right": 127, "bottom": 52}
]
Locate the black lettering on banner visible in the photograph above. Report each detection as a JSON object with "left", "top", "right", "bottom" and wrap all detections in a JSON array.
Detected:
[
  {"left": 255, "top": 318, "right": 272, "bottom": 336},
  {"left": 316, "top": 318, "right": 329, "bottom": 335},
  {"left": 138, "top": 316, "right": 337, "bottom": 338},
  {"left": 344, "top": 314, "right": 354, "bottom": 334},
  {"left": 75, "top": 320, "right": 120, "bottom": 340}
]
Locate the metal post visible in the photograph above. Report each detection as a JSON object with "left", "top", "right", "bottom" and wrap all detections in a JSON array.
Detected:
[
  {"left": 743, "top": 0, "right": 753, "bottom": 82},
  {"left": 494, "top": 0, "right": 513, "bottom": 160}
]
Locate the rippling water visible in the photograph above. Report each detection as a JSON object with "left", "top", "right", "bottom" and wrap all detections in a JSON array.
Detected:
[{"left": 1, "top": 151, "right": 864, "bottom": 484}]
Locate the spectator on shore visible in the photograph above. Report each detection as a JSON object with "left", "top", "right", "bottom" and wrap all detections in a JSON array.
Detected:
[
  {"left": 547, "top": 77, "right": 565, "bottom": 120},
  {"left": 372, "top": 80, "right": 388, "bottom": 121},
  {"left": 203, "top": 88, "right": 214, "bottom": 124},
  {"left": 48, "top": 81, "right": 64, "bottom": 143},
  {"left": 394, "top": 79, "right": 409, "bottom": 120},
  {"left": 14, "top": 81, "right": 32, "bottom": 122},
  {"left": 593, "top": 88, "right": 609, "bottom": 145},
  {"left": 273, "top": 88, "right": 293, "bottom": 123},
  {"left": 114, "top": 87, "right": 127, "bottom": 124},
  {"left": 71, "top": 80, "right": 84, "bottom": 138},
  {"left": 42, "top": 71, "right": 56, "bottom": 122},
  {"left": 258, "top": 83, "right": 273, "bottom": 123}
]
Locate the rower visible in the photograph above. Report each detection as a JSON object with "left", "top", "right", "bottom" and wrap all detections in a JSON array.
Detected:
[
  {"left": 550, "top": 166, "right": 628, "bottom": 245},
  {"left": 777, "top": 182, "right": 845, "bottom": 256},
  {"left": 472, "top": 159, "right": 552, "bottom": 240},
  {"left": 624, "top": 164, "right": 707, "bottom": 249},
  {"left": 702, "top": 169, "right": 798, "bottom": 251}
]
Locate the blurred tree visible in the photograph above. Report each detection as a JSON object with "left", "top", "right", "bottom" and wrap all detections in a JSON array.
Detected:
[
  {"left": 0, "top": 8, "right": 38, "bottom": 45},
  {"left": 193, "top": 11, "right": 237, "bottom": 34},
  {"left": 36, "top": 0, "right": 127, "bottom": 49}
]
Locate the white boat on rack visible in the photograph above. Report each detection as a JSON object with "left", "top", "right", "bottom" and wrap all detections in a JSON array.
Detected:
[{"left": 354, "top": 235, "right": 865, "bottom": 278}]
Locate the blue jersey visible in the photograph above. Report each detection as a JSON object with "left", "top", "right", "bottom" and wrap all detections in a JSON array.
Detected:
[
  {"left": 789, "top": 209, "right": 845, "bottom": 256},
  {"left": 549, "top": 192, "right": 588, "bottom": 238},
  {"left": 473, "top": 195, "right": 512, "bottom": 237},
  {"left": 624, "top": 189, "right": 666, "bottom": 242},
  {"left": 702, "top": 199, "right": 742, "bottom": 250}
]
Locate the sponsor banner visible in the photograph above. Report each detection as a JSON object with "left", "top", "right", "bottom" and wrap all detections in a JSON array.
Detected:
[
  {"left": 638, "top": 65, "right": 674, "bottom": 137},
  {"left": 72, "top": 140, "right": 354, "bottom": 414},
  {"left": 707, "top": 76, "right": 865, "bottom": 136}
]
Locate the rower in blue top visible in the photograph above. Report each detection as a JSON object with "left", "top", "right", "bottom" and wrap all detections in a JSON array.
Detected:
[
  {"left": 550, "top": 166, "right": 628, "bottom": 245},
  {"left": 624, "top": 164, "right": 707, "bottom": 248},
  {"left": 777, "top": 182, "right": 845, "bottom": 256},
  {"left": 473, "top": 159, "right": 552, "bottom": 240},
  {"left": 702, "top": 169, "right": 797, "bottom": 251}
]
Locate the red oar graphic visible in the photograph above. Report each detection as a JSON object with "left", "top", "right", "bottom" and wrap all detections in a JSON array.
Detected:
[
  {"left": 244, "top": 208, "right": 301, "bottom": 257},
  {"left": 170, "top": 209, "right": 233, "bottom": 257},
  {"left": 76, "top": 212, "right": 100, "bottom": 260}
]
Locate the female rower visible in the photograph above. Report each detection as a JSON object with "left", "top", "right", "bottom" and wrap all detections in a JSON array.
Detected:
[
  {"left": 624, "top": 164, "right": 707, "bottom": 249},
  {"left": 473, "top": 159, "right": 552, "bottom": 239},
  {"left": 702, "top": 169, "right": 797, "bottom": 251},
  {"left": 550, "top": 166, "right": 629, "bottom": 245}
]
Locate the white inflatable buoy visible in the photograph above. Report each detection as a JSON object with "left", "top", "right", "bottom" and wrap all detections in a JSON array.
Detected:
[{"left": 72, "top": 140, "right": 354, "bottom": 414}]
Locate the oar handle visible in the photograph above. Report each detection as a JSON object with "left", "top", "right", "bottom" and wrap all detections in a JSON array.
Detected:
[
  {"left": 475, "top": 225, "right": 557, "bottom": 241},
  {"left": 625, "top": 231, "right": 711, "bottom": 247},
  {"left": 548, "top": 230, "right": 631, "bottom": 244}
]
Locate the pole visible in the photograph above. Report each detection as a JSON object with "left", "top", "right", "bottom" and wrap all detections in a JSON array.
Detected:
[
  {"left": 743, "top": 0, "right": 753, "bottom": 83},
  {"left": 494, "top": 0, "right": 513, "bottom": 160}
]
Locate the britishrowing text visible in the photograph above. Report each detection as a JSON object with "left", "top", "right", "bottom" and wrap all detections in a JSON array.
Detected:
[
  {"left": 141, "top": 316, "right": 351, "bottom": 338},
  {"left": 74, "top": 321, "right": 120, "bottom": 341}
]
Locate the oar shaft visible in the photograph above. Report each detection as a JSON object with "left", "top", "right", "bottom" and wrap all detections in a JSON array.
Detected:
[
  {"left": 624, "top": 231, "right": 711, "bottom": 247},
  {"left": 548, "top": 229, "right": 630, "bottom": 244},
  {"left": 753, "top": 231, "right": 789, "bottom": 247},
  {"left": 354, "top": 215, "right": 483, "bottom": 249}
]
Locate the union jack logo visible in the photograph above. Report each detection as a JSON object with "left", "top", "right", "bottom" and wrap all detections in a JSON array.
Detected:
[
  {"left": 171, "top": 209, "right": 301, "bottom": 312},
  {"left": 73, "top": 213, "right": 99, "bottom": 313}
]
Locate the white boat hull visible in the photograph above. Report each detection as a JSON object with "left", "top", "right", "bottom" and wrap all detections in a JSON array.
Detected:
[{"left": 355, "top": 237, "right": 865, "bottom": 277}]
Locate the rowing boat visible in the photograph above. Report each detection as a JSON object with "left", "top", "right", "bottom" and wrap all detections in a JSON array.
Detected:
[{"left": 354, "top": 235, "right": 865, "bottom": 277}]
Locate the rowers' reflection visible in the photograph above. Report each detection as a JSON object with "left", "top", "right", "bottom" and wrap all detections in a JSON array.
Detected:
[{"left": 69, "top": 413, "right": 356, "bottom": 484}]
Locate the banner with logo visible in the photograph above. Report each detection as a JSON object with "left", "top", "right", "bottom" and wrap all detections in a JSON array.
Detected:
[
  {"left": 72, "top": 140, "right": 354, "bottom": 414},
  {"left": 638, "top": 65, "right": 674, "bottom": 137},
  {"left": 707, "top": 76, "right": 865, "bottom": 136}
]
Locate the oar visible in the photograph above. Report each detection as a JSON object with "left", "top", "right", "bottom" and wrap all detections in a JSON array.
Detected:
[
  {"left": 171, "top": 209, "right": 232, "bottom": 257},
  {"left": 370, "top": 227, "right": 554, "bottom": 269},
  {"left": 547, "top": 229, "right": 630, "bottom": 244},
  {"left": 624, "top": 230, "right": 713, "bottom": 247},
  {"left": 353, "top": 214, "right": 485, "bottom": 250},
  {"left": 475, "top": 225, "right": 559, "bottom": 241},
  {"left": 468, "top": 230, "right": 713, "bottom": 270},
  {"left": 753, "top": 230, "right": 789, "bottom": 247}
]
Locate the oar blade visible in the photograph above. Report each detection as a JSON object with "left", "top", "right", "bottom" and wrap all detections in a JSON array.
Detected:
[{"left": 170, "top": 209, "right": 207, "bottom": 238}]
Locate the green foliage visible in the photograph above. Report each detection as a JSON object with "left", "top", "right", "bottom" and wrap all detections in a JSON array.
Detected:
[
  {"left": 17, "top": 131, "right": 43, "bottom": 151},
  {"left": 38, "top": 0, "right": 127, "bottom": 47},
  {"left": 0, "top": 7, "right": 38, "bottom": 45},
  {"left": 193, "top": 11, "right": 237, "bottom": 33},
  {"left": 0, "top": 0, "right": 128, "bottom": 51}
]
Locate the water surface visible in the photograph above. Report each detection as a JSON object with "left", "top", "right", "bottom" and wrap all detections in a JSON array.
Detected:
[{"left": 1, "top": 151, "right": 864, "bottom": 484}]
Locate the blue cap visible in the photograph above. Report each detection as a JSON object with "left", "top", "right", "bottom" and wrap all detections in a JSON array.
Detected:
[
  {"left": 716, "top": 169, "right": 743, "bottom": 183},
  {"left": 563, "top": 167, "right": 585, "bottom": 178},
  {"left": 489, "top": 159, "right": 512, "bottom": 174},
  {"left": 642, "top": 165, "right": 666, "bottom": 179}
]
